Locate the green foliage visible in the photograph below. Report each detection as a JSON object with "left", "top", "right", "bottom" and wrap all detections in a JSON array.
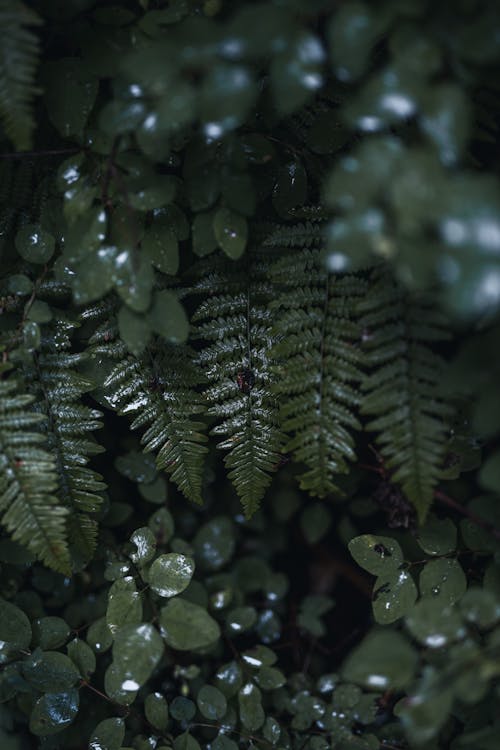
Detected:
[
  {"left": 0, "top": 1, "right": 41, "bottom": 150},
  {"left": 1, "top": 0, "right": 500, "bottom": 748}
]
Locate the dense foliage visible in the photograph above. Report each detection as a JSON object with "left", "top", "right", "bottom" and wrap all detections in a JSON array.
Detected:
[{"left": 1, "top": 0, "right": 500, "bottom": 748}]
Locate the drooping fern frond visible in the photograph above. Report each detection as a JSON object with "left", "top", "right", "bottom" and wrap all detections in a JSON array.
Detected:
[
  {"left": 271, "top": 249, "right": 367, "bottom": 497},
  {"left": 23, "top": 317, "right": 105, "bottom": 567},
  {"left": 0, "top": 1, "right": 41, "bottom": 150},
  {"left": 0, "top": 377, "right": 71, "bottom": 573},
  {"left": 104, "top": 339, "right": 208, "bottom": 503},
  {"left": 359, "top": 269, "right": 454, "bottom": 522},
  {"left": 190, "top": 252, "right": 284, "bottom": 516}
]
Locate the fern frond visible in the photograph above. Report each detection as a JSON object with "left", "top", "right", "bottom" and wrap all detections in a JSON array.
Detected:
[
  {"left": 263, "top": 221, "right": 325, "bottom": 248},
  {"left": 104, "top": 340, "right": 208, "bottom": 503},
  {"left": 23, "top": 318, "right": 105, "bottom": 565},
  {"left": 271, "top": 249, "right": 366, "bottom": 496},
  {"left": 0, "top": 1, "right": 41, "bottom": 150},
  {"left": 359, "top": 270, "right": 454, "bottom": 522},
  {"left": 0, "top": 379, "right": 70, "bottom": 573},
  {"left": 191, "top": 253, "right": 284, "bottom": 516}
]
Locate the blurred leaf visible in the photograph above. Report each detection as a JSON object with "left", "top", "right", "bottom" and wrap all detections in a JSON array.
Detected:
[{"left": 160, "top": 599, "right": 220, "bottom": 650}]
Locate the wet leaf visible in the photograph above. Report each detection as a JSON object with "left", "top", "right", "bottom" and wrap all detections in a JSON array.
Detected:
[
  {"left": 67, "top": 638, "right": 96, "bottom": 679},
  {"left": 372, "top": 569, "right": 418, "bottom": 625},
  {"left": 348, "top": 535, "right": 404, "bottom": 575},
  {"left": 213, "top": 207, "right": 248, "bottom": 260},
  {"left": 106, "top": 577, "right": 143, "bottom": 636},
  {"left": 238, "top": 683, "right": 265, "bottom": 731},
  {"left": 271, "top": 33, "right": 324, "bottom": 114},
  {"left": 0, "top": 600, "right": 32, "bottom": 663},
  {"left": 459, "top": 587, "right": 500, "bottom": 628},
  {"left": 419, "top": 558, "right": 467, "bottom": 605},
  {"left": 160, "top": 598, "right": 220, "bottom": 650},
  {"left": 15, "top": 225, "right": 55, "bottom": 264},
  {"left": 89, "top": 717, "right": 125, "bottom": 750},
  {"left": 173, "top": 733, "right": 201, "bottom": 750},
  {"left": 197, "top": 684, "right": 227, "bottom": 720},
  {"left": 129, "top": 527, "right": 157, "bottom": 565},
  {"left": 29, "top": 689, "right": 79, "bottom": 736},
  {"left": 145, "top": 692, "right": 169, "bottom": 730},
  {"left": 148, "top": 553, "right": 195, "bottom": 598},
  {"left": 170, "top": 696, "right": 196, "bottom": 721},
  {"left": 87, "top": 617, "right": 113, "bottom": 654},
  {"left": 192, "top": 211, "right": 218, "bottom": 257},
  {"left": 32, "top": 616, "right": 70, "bottom": 650},
  {"left": 23, "top": 651, "right": 80, "bottom": 692},
  {"left": 112, "top": 623, "right": 164, "bottom": 690}
]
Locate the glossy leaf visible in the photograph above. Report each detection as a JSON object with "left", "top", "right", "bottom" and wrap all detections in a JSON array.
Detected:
[
  {"left": 159, "top": 599, "right": 221, "bottom": 650},
  {"left": 148, "top": 553, "right": 195, "bottom": 598}
]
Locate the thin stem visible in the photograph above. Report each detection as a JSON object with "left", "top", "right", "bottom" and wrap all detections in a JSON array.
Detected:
[
  {"left": 0, "top": 148, "right": 80, "bottom": 159},
  {"left": 434, "top": 490, "right": 500, "bottom": 541}
]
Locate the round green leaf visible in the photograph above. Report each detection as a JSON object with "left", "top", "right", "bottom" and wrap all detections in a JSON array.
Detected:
[
  {"left": 254, "top": 666, "right": 286, "bottom": 691},
  {"left": 419, "top": 558, "right": 467, "bottom": 605},
  {"left": 129, "top": 527, "right": 157, "bottom": 565},
  {"left": 0, "top": 600, "right": 32, "bottom": 663},
  {"left": 87, "top": 617, "right": 113, "bottom": 654},
  {"left": 342, "top": 630, "right": 417, "bottom": 690},
  {"left": 170, "top": 696, "right": 196, "bottom": 721},
  {"left": 148, "top": 553, "right": 195, "bottom": 598},
  {"left": 372, "top": 569, "right": 418, "bottom": 625},
  {"left": 226, "top": 606, "right": 257, "bottom": 634},
  {"left": 159, "top": 598, "right": 220, "bottom": 650},
  {"left": 89, "top": 717, "right": 125, "bottom": 750},
  {"left": 32, "top": 616, "right": 70, "bottom": 650},
  {"left": 29, "top": 689, "right": 79, "bottom": 736},
  {"left": 348, "top": 535, "right": 404, "bottom": 575},
  {"left": 173, "top": 733, "right": 201, "bottom": 750},
  {"left": 238, "top": 683, "right": 265, "bottom": 731},
  {"left": 145, "top": 692, "right": 169, "bottom": 730},
  {"left": 214, "top": 660, "right": 243, "bottom": 698},
  {"left": 213, "top": 208, "right": 248, "bottom": 260},
  {"left": 15, "top": 225, "right": 55, "bottom": 264},
  {"left": 197, "top": 685, "right": 227, "bottom": 720},
  {"left": 67, "top": 638, "right": 96, "bottom": 680},
  {"left": 23, "top": 651, "right": 80, "bottom": 692},
  {"left": 106, "top": 577, "right": 143, "bottom": 636},
  {"left": 113, "top": 623, "right": 164, "bottom": 690}
]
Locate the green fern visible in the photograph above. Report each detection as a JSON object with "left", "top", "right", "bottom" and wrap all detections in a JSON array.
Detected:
[
  {"left": 359, "top": 270, "right": 454, "bottom": 522},
  {"left": 0, "top": 1, "right": 41, "bottom": 150},
  {"left": 191, "top": 253, "right": 284, "bottom": 516},
  {"left": 263, "top": 220, "right": 325, "bottom": 248},
  {"left": 0, "top": 377, "right": 71, "bottom": 573},
  {"left": 104, "top": 339, "right": 208, "bottom": 503},
  {"left": 23, "top": 317, "right": 105, "bottom": 566},
  {"left": 271, "top": 249, "right": 366, "bottom": 496}
]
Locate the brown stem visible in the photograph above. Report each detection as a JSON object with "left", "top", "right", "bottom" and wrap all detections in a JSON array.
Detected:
[{"left": 434, "top": 490, "right": 500, "bottom": 541}]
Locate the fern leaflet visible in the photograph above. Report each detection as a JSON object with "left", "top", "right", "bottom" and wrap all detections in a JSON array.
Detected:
[
  {"left": 0, "top": 377, "right": 71, "bottom": 573},
  {"left": 271, "top": 248, "right": 366, "bottom": 496},
  {"left": 191, "top": 253, "right": 284, "bottom": 516},
  {"left": 359, "top": 270, "right": 454, "bottom": 521},
  {"left": 104, "top": 339, "right": 208, "bottom": 504}
]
